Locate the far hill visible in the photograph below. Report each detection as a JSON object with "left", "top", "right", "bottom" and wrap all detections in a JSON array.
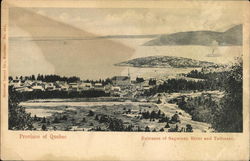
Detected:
[
  {"left": 115, "top": 56, "right": 216, "bottom": 68},
  {"left": 143, "top": 24, "right": 242, "bottom": 46}
]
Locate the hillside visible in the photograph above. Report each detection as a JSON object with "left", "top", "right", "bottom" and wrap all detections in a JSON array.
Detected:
[
  {"left": 115, "top": 56, "right": 215, "bottom": 68},
  {"left": 143, "top": 24, "right": 242, "bottom": 46}
]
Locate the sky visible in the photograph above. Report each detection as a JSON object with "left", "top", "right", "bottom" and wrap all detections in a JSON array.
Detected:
[
  {"left": 10, "top": 7, "right": 243, "bottom": 37},
  {"left": 8, "top": 6, "right": 243, "bottom": 79}
]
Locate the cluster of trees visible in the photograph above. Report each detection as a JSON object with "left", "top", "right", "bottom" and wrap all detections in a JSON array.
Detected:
[
  {"left": 186, "top": 69, "right": 227, "bottom": 80},
  {"left": 85, "top": 78, "right": 112, "bottom": 86},
  {"left": 136, "top": 77, "right": 144, "bottom": 83},
  {"left": 92, "top": 113, "right": 133, "bottom": 131},
  {"left": 9, "top": 74, "right": 113, "bottom": 85},
  {"left": 140, "top": 110, "right": 181, "bottom": 125},
  {"left": 92, "top": 112, "right": 179, "bottom": 132},
  {"left": 141, "top": 110, "right": 164, "bottom": 120},
  {"left": 213, "top": 59, "right": 243, "bottom": 132},
  {"left": 108, "top": 118, "right": 125, "bottom": 131},
  {"left": 143, "top": 69, "right": 233, "bottom": 96},
  {"left": 8, "top": 86, "right": 33, "bottom": 130},
  {"left": 36, "top": 74, "right": 80, "bottom": 83},
  {"left": 135, "top": 77, "right": 156, "bottom": 85},
  {"left": 186, "top": 69, "right": 229, "bottom": 80},
  {"left": 170, "top": 59, "right": 243, "bottom": 132},
  {"left": 160, "top": 78, "right": 225, "bottom": 92},
  {"left": 148, "top": 79, "right": 157, "bottom": 86},
  {"left": 141, "top": 66, "right": 238, "bottom": 97},
  {"left": 9, "top": 74, "right": 81, "bottom": 83},
  {"left": 13, "top": 90, "right": 110, "bottom": 101},
  {"left": 170, "top": 95, "right": 219, "bottom": 123},
  {"left": 143, "top": 79, "right": 209, "bottom": 96}
]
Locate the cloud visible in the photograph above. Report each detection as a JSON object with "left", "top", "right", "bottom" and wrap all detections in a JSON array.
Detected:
[{"left": 23, "top": 8, "right": 243, "bottom": 36}]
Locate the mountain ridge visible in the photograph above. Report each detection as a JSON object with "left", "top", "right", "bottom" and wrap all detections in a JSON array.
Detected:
[{"left": 143, "top": 24, "right": 242, "bottom": 46}]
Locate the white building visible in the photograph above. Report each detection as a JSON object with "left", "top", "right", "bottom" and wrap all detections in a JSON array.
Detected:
[
  {"left": 15, "top": 86, "right": 33, "bottom": 92},
  {"left": 69, "top": 82, "right": 79, "bottom": 91},
  {"left": 31, "top": 84, "right": 45, "bottom": 91},
  {"left": 94, "top": 83, "right": 104, "bottom": 91},
  {"left": 79, "top": 83, "right": 93, "bottom": 91},
  {"left": 9, "top": 80, "right": 22, "bottom": 88},
  {"left": 44, "top": 82, "right": 55, "bottom": 91}
]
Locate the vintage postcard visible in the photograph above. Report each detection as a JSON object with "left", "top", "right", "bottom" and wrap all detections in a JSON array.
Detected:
[{"left": 1, "top": 0, "right": 249, "bottom": 160}]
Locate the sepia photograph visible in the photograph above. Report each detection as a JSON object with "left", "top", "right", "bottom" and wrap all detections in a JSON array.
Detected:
[
  {"left": 1, "top": 1, "right": 250, "bottom": 160},
  {"left": 7, "top": 6, "right": 244, "bottom": 133}
]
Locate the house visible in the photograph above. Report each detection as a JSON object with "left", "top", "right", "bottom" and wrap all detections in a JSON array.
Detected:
[
  {"left": 15, "top": 86, "right": 33, "bottom": 92},
  {"left": 54, "top": 81, "right": 69, "bottom": 91},
  {"left": 53, "top": 82, "right": 63, "bottom": 91},
  {"left": 31, "top": 83, "right": 45, "bottom": 91},
  {"left": 9, "top": 80, "right": 22, "bottom": 88},
  {"left": 111, "top": 76, "right": 131, "bottom": 87},
  {"left": 104, "top": 84, "right": 112, "bottom": 93},
  {"left": 69, "top": 82, "right": 79, "bottom": 91},
  {"left": 143, "top": 85, "right": 150, "bottom": 90},
  {"left": 22, "top": 80, "right": 33, "bottom": 87},
  {"left": 44, "top": 83, "right": 56, "bottom": 91},
  {"left": 79, "top": 83, "right": 92, "bottom": 91},
  {"left": 111, "top": 86, "right": 121, "bottom": 92},
  {"left": 94, "top": 83, "right": 104, "bottom": 91},
  {"left": 60, "top": 83, "right": 69, "bottom": 91}
]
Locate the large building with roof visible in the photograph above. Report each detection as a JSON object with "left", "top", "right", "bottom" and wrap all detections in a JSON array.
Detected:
[{"left": 111, "top": 76, "right": 131, "bottom": 87}]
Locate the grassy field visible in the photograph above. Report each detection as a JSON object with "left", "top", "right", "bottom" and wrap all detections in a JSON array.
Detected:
[
  {"left": 22, "top": 91, "right": 216, "bottom": 132},
  {"left": 29, "top": 102, "right": 171, "bottom": 131}
]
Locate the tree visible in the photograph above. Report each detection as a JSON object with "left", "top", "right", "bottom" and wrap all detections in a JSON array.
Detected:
[
  {"left": 142, "top": 111, "right": 150, "bottom": 119},
  {"left": 150, "top": 111, "right": 156, "bottom": 119},
  {"left": 212, "top": 58, "right": 243, "bottom": 132},
  {"left": 33, "top": 115, "right": 37, "bottom": 121},
  {"left": 52, "top": 117, "right": 59, "bottom": 123},
  {"left": 88, "top": 110, "right": 95, "bottom": 116},
  {"left": 9, "top": 76, "right": 13, "bottom": 81},
  {"left": 41, "top": 117, "right": 46, "bottom": 123},
  {"left": 31, "top": 75, "right": 36, "bottom": 80},
  {"left": 171, "top": 113, "right": 180, "bottom": 123},
  {"left": 157, "top": 110, "right": 161, "bottom": 118},
  {"left": 37, "top": 74, "right": 42, "bottom": 81},
  {"left": 108, "top": 118, "right": 124, "bottom": 131},
  {"left": 159, "top": 128, "right": 164, "bottom": 132},
  {"left": 145, "top": 126, "right": 150, "bottom": 132},
  {"left": 95, "top": 115, "right": 99, "bottom": 121},
  {"left": 137, "top": 126, "right": 142, "bottom": 132},
  {"left": 42, "top": 124, "right": 47, "bottom": 131},
  {"left": 165, "top": 123, "right": 170, "bottom": 128},
  {"left": 136, "top": 77, "right": 144, "bottom": 83},
  {"left": 61, "top": 115, "right": 67, "bottom": 120},
  {"left": 186, "top": 124, "right": 193, "bottom": 132},
  {"left": 149, "top": 79, "right": 156, "bottom": 85},
  {"left": 157, "top": 98, "right": 162, "bottom": 104},
  {"left": 8, "top": 86, "right": 33, "bottom": 130}
]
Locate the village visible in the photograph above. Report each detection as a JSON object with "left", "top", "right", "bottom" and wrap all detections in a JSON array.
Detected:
[
  {"left": 8, "top": 68, "right": 227, "bottom": 133},
  {"left": 9, "top": 72, "right": 161, "bottom": 98}
]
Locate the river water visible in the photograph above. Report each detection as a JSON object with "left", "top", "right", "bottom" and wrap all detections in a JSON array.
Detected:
[{"left": 9, "top": 38, "right": 241, "bottom": 80}]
